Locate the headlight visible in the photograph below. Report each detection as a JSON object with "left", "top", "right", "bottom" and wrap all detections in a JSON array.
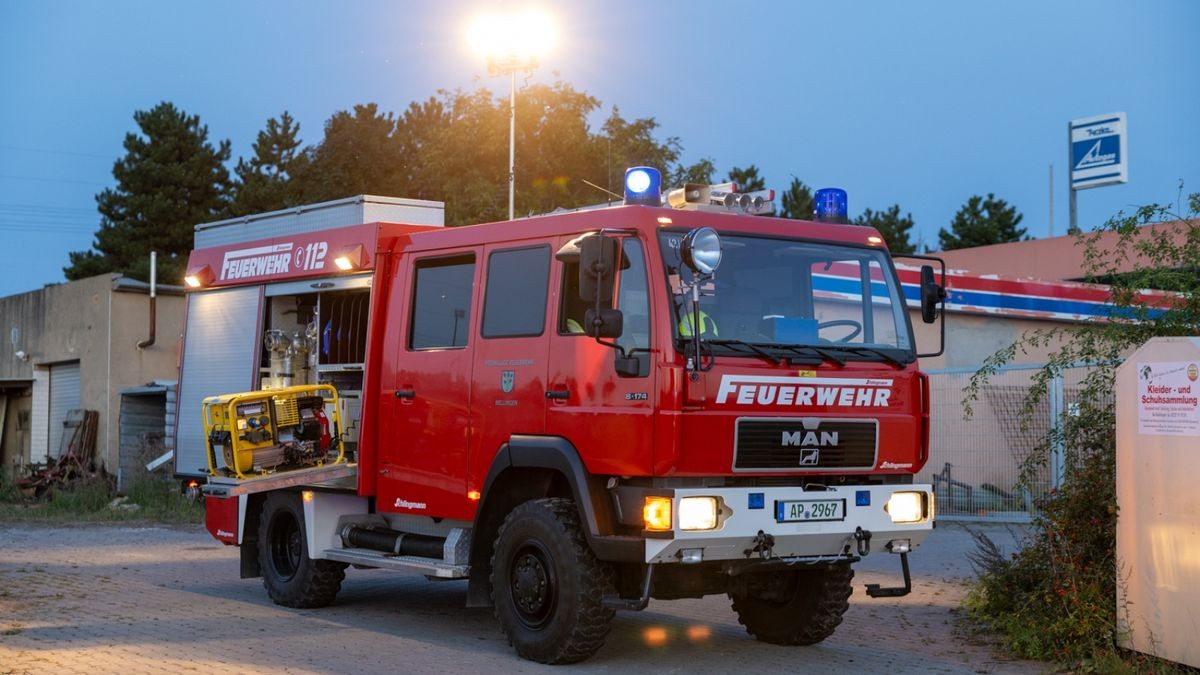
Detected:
[
  {"left": 886, "top": 491, "right": 929, "bottom": 524},
  {"left": 678, "top": 496, "right": 719, "bottom": 531},
  {"left": 643, "top": 496, "right": 672, "bottom": 531}
]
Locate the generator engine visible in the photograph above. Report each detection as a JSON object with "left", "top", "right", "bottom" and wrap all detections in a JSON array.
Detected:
[{"left": 202, "top": 384, "right": 344, "bottom": 479}]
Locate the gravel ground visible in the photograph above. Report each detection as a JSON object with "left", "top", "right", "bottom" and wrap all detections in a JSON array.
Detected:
[{"left": 0, "top": 519, "right": 1041, "bottom": 674}]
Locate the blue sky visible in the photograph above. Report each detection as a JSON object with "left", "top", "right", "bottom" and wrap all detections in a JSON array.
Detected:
[{"left": 1, "top": 0, "right": 1197, "bottom": 297}]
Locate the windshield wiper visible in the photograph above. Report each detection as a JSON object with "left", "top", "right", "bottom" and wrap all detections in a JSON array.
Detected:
[
  {"left": 706, "top": 339, "right": 782, "bottom": 365},
  {"left": 813, "top": 345, "right": 908, "bottom": 368}
]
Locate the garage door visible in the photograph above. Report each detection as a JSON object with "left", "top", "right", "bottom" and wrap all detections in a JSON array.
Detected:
[{"left": 48, "top": 362, "right": 81, "bottom": 459}]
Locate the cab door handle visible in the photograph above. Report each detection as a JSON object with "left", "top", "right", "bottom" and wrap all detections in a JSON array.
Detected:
[
  {"left": 545, "top": 390, "right": 569, "bottom": 400},
  {"left": 395, "top": 389, "right": 415, "bottom": 399}
]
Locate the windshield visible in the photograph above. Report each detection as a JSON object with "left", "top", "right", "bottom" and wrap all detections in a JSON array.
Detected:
[{"left": 659, "top": 231, "right": 914, "bottom": 360}]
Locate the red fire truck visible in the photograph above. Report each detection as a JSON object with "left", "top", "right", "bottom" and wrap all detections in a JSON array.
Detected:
[{"left": 180, "top": 169, "right": 944, "bottom": 664}]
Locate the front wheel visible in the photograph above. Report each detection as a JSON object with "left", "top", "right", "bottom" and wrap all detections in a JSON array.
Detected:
[
  {"left": 257, "top": 491, "right": 347, "bottom": 608},
  {"left": 729, "top": 563, "right": 854, "bottom": 645},
  {"left": 490, "top": 498, "right": 615, "bottom": 664}
]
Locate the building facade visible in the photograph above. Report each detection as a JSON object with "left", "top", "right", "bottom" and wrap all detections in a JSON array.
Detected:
[{"left": 0, "top": 274, "right": 183, "bottom": 479}]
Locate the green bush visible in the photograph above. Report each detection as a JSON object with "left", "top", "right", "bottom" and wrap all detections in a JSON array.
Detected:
[
  {"left": 966, "top": 407, "right": 1117, "bottom": 662},
  {"left": 122, "top": 471, "right": 204, "bottom": 523},
  {"left": 963, "top": 192, "right": 1200, "bottom": 668}
]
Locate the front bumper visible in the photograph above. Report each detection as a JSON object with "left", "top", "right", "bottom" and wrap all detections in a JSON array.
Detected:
[{"left": 634, "top": 484, "right": 934, "bottom": 564}]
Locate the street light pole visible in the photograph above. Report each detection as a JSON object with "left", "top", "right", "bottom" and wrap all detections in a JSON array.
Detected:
[
  {"left": 467, "top": 9, "right": 555, "bottom": 222},
  {"left": 508, "top": 68, "right": 516, "bottom": 221}
]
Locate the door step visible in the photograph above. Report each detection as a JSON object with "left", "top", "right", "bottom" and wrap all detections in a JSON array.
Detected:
[{"left": 321, "top": 547, "right": 469, "bottom": 579}]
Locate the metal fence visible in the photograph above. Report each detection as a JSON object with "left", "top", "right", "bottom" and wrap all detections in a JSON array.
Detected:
[{"left": 924, "top": 363, "right": 1095, "bottom": 523}]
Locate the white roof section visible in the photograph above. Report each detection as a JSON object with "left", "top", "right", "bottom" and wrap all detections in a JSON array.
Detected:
[{"left": 194, "top": 195, "right": 445, "bottom": 248}]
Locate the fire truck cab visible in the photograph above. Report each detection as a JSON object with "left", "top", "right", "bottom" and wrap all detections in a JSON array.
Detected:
[{"left": 183, "top": 170, "right": 943, "bottom": 664}]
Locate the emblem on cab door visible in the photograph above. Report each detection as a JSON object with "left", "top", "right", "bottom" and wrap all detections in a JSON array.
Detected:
[{"left": 501, "top": 370, "right": 515, "bottom": 393}]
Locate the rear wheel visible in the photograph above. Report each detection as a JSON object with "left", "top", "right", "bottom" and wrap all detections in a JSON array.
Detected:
[
  {"left": 490, "top": 498, "right": 614, "bottom": 664},
  {"left": 258, "top": 491, "right": 346, "bottom": 608},
  {"left": 729, "top": 563, "right": 854, "bottom": 645}
]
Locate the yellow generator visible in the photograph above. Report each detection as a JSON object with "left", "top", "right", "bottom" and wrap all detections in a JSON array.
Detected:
[{"left": 202, "top": 384, "right": 345, "bottom": 479}]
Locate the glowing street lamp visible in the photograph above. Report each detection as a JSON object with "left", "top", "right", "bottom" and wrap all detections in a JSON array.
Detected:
[{"left": 467, "top": 9, "right": 557, "bottom": 220}]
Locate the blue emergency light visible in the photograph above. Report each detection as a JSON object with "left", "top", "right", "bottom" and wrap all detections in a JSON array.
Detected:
[
  {"left": 814, "top": 187, "right": 848, "bottom": 223},
  {"left": 623, "top": 166, "right": 662, "bottom": 206}
]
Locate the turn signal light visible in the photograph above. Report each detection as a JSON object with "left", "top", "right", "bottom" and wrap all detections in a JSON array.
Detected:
[{"left": 643, "top": 496, "right": 672, "bottom": 531}]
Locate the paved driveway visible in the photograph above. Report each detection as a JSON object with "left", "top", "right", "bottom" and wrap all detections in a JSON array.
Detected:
[{"left": 0, "top": 521, "right": 1038, "bottom": 674}]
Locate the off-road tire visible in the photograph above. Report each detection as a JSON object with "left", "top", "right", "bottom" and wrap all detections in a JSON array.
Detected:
[
  {"left": 729, "top": 563, "right": 854, "bottom": 645},
  {"left": 258, "top": 491, "right": 347, "bottom": 608},
  {"left": 490, "top": 498, "right": 615, "bottom": 664}
]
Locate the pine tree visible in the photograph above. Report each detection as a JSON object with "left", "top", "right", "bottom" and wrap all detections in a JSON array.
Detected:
[
  {"left": 726, "top": 165, "right": 765, "bottom": 192},
  {"left": 230, "top": 111, "right": 303, "bottom": 216},
  {"left": 938, "top": 193, "right": 1027, "bottom": 250},
  {"left": 293, "top": 103, "right": 403, "bottom": 204},
  {"left": 64, "top": 102, "right": 231, "bottom": 283},
  {"left": 854, "top": 204, "right": 916, "bottom": 254},
  {"left": 778, "top": 177, "right": 815, "bottom": 220}
]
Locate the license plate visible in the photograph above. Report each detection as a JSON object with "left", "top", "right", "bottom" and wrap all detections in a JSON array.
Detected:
[{"left": 775, "top": 499, "right": 845, "bottom": 522}]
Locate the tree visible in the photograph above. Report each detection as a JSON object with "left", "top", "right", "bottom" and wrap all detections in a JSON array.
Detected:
[
  {"left": 274, "top": 86, "right": 696, "bottom": 225},
  {"left": 65, "top": 102, "right": 231, "bottom": 283},
  {"left": 778, "top": 177, "right": 815, "bottom": 220},
  {"left": 938, "top": 193, "right": 1026, "bottom": 250},
  {"left": 669, "top": 158, "right": 715, "bottom": 187},
  {"left": 230, "top": 111, "right": 304, "bottom": 216},
  {"left": 726, "top": 165, "right": 765, "bottom": 192},
  {"left": 292, "top": 103, "right": 406, "bottom": 205},
  {"left": 963, "top": 192, "right": 1200, "bottom": 665},
  {"left": 854, "top": 205, "right": 915, "bottom": 254},
  {"left": 601, "top": 106, "right": 683, "bottom": 190}
]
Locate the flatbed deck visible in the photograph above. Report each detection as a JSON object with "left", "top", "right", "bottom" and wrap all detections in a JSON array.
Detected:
[{"left": 201, "top": 463, "right": 358, "bottom": 497}]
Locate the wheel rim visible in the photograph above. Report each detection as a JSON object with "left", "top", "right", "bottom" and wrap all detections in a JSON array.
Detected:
[
  {"left": 509, "top": 541, "right": 556, "bottom": 630},
  {"left": 268, "top": 510, "right": 302, "bottom": 581}
]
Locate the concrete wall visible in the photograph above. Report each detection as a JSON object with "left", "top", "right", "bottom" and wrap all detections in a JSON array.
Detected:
[{"left": 0, "top": 275, "right": 183, "bottom": 472}]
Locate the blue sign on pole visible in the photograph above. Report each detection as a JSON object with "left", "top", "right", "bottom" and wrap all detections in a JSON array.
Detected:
[{"left": 1070, "top": 112, "right": 1128, "bottom": 190}]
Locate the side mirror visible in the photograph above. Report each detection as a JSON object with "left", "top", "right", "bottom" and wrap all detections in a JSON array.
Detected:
[
  {"left": 579, "top": 235, "right": 618, "bottom": 303},
  {"left": 584, "top": 308, "right": 623, "bottom": 339},
  {"left": 920, "top": 265, "right": 945, "bottom": 324}
]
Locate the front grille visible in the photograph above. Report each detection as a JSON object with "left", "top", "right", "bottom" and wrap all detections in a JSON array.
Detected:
[{"left": 734, "top": 418, "right": 878, "bottom": 471}]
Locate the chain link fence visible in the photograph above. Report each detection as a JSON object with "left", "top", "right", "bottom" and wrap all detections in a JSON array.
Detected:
[{"left": 924, "top": 363, "right": 1094, "bottom": 522}]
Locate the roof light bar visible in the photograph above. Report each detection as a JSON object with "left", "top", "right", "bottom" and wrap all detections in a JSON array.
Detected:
[
  {"left": 814, "top": 187, "right": 849, "bottom": 223},
  {"left": 624, "top": 166, "right": 662, "bottom": 206}
]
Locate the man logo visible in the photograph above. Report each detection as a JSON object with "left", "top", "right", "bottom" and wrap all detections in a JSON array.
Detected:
[
  {"left": 799, "top": 448, "right": 820, "bottom": 466},
  {"left": 781, "top": 430, "right": 839, "bottom": 447},
  {"left": 500, "top": 370, "right": 515, "bottom": 394}
]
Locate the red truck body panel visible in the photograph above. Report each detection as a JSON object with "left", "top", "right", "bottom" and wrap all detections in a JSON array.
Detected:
[{"left": 187, "top": 206, "right": 927, "bottom": 524}]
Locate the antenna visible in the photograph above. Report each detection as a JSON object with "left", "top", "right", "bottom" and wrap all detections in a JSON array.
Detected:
[{"left": 582, "top": 179, "right": 623, "bottom": 202}]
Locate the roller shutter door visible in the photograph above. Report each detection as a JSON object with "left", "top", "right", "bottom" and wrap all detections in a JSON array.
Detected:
[
  {"left": 174, "top": 286, "right": 262, "bottom": 476},
  {"left": 48, "top": 362, "right": 81, "bottom": 459}
]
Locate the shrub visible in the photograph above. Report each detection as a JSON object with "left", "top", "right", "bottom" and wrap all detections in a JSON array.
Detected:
[{"left": 963, "top": 191, "right": 1199, "bottom": 667}]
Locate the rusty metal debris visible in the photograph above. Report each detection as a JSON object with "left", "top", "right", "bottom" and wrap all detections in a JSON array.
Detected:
[{"left": 17, "top": 409, "right": 100, "bottom": 498}]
